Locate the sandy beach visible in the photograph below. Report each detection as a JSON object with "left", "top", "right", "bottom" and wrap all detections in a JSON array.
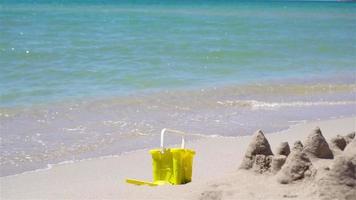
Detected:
[
  {"left": 2, "top": 1, "right": 356, "bottom": 200},
  {"left": 1, "top": 117, "right": 355, "bottom": 200}
]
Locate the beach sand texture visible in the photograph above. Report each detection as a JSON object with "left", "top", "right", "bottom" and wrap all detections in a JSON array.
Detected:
[{"left": 1, "top": 117, "right": 355, "bottom": 200}]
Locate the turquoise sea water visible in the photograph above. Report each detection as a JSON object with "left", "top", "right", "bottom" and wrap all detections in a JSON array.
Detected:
[
  {"left": 1, "top": 1, "right": 356, "bottom": 176},
  {"left": 1, "top": 1, "right": 355, "bottom": 106}
]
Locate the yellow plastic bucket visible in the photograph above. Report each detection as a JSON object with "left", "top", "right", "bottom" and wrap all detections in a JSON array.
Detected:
[
  {"left": 150, "top": 148, "right": 195, "bottom": 185},
  {"left": 126, "top": 128, "right": 196, "bottom": 186}
]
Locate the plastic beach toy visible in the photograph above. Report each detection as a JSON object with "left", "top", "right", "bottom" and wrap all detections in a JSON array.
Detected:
[{"left": 126, "top": 128, "right": 196, "bottom": 186}]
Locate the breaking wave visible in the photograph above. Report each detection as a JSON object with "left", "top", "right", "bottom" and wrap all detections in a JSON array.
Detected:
[{"left": 217, "top": 100, "right": 356, "bottom": 110}]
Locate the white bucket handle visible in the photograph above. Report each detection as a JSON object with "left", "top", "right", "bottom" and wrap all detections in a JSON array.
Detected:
[{"left": 160, "top": 128, "right": 185, "bottom": 150}]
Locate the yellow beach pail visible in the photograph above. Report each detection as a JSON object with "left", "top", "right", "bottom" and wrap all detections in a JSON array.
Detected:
[{"left": 126, "top": 128, "right": 195, "bottom": 186}]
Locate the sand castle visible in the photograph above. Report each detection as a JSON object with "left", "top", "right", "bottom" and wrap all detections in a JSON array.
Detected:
[
  {"left": 275, "top": 142, "right": 290, "bottom": 156},
  {"left": 303, "top": 127, "right": 333, "bottom": 159},
  {"left": 239, "top": 128, "right": 356, "bottom": 199},
  {"left": 317, "top": 137, "right": 356, "bottom": 200},
  {"left": 239, "top": 130, "right": 274, "bottom": 171},
  {"left": 330, "top": 135, "right": 347, "bottom": 156}
]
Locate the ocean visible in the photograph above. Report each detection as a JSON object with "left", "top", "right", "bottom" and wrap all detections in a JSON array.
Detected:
[{"left": 1, "top": 0, "right": 355, "bottom": 176}]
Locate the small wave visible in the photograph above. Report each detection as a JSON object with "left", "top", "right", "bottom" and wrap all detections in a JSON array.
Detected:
[
  {"left": 62, "top": 126, "right": 86, "bottom": 132},
  {"left": 102, "top": 120, "right": 128, "bottom": 128},
  {"left": 217, "top": 100, "right": 356, "bottom": 110}
]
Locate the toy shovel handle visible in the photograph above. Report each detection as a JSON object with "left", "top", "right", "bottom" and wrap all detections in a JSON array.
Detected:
[{"left": 160, "top": 128, "right": 185, "bottom": 149}]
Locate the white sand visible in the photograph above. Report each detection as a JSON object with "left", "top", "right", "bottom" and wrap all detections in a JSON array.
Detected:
[{"left": 1, "top": 117, "right": 355, "bottom": 200}]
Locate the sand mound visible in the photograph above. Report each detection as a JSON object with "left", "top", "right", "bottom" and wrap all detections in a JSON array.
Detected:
[
  {"left": 303, "top": 127, "right": 333, "bottom": 159},
  {"left": 271, "top": 155, "right": 287, "bottom": 174},
  {"left": 275, "top": 142, "right": 290, "bottom": 156},
  {"left": 276, "top": 145, "right": 314, "bottom": 184},
  {"left": 330, "top": 135, "right": 346, "bottom": 156},
  {"left": 292, "top": 140, "right": 303, "bottom": 151},
  {"left": 344, "top": 131, "right": 355, "bottom": 145},
  {"left": 344, "top": 137, "right": 356, "bottom": 154},
  {"left": 330, "top": 135, "right": 347, "bottom": 150},
  {"left": 239, "top": 130, "right": 273, "bottom": 170},
  {"left": 253, "top": 155, "right": 273, "bottom": 173},
  {"left": 317, "top": 139, "right": 356, "bottom": 200}
]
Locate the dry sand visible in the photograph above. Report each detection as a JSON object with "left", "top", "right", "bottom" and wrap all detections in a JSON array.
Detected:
[{"left": 1, "top": 117, "right": 355, "bottom": 200}]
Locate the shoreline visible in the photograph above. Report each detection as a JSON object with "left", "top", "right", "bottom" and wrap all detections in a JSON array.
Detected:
[
  {"left": 1, "top": 117, "right": 355, "bottom": 199},
  {"left": 1, "top": 79, "right": 355, "bottom": 177},
  {"left": 1, "top": 114, "right": 354, "bottom": 178}
]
